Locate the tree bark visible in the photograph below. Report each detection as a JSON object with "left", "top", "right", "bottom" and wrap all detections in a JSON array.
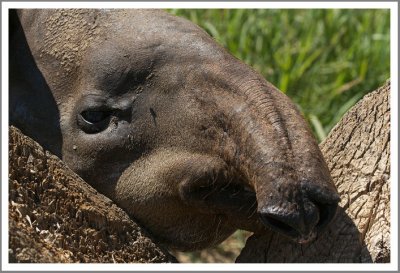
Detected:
[
  {"left": 236, "top": 81, "right": 390, "bottom": 263},
  {"left": 8, "top": 126, "right": 177, "bottom": 263}
]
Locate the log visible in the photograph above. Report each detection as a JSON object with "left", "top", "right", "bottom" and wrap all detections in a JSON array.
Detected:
[
  {"left": 8, "top": 126, "right": 177, "bottom": 263},
  {"left": 236, "top": 81, "right": 390, "bottom": 263}
]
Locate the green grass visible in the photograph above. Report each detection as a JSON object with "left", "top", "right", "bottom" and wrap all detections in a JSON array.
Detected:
[{"left": 168, "top": 9, "right": 390, "bottom": 142}]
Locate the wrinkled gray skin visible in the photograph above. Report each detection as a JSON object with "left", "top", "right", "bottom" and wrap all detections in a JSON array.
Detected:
[{"left": 10, "top": 9, "right": 340, "bottom": 251}]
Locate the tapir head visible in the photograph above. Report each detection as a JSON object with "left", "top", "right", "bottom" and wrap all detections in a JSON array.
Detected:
[{"left": 12, "top": 9, "right": 340, "bottom": 250}]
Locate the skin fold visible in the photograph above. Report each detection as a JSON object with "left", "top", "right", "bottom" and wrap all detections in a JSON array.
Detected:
[{"left": 9, "top": 9, "right": 340, "bottom": 251}]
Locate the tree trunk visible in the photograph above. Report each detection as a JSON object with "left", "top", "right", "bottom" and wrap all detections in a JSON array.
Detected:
[
  {"left": 8, "top": 126, "right": 177, "bottom": 263},
  {"left": 236, "top": 81, "right": 390, "bottom": 263}
]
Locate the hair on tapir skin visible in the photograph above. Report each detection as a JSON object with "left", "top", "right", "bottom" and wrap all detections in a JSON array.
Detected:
[{"left": 9, "top": 9, "right": 340, "bottom": 251}]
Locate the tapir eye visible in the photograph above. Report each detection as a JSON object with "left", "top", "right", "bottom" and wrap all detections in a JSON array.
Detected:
[
  {"left": 78, "top": 109, "right": 112, "bottom": 134},
  {"left": 81, "top": 110, "right": 109, "bottom": 124}
]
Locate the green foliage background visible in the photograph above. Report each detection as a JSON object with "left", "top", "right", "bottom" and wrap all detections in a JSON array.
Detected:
[{"left": 168, "top": 9, "right": 390, "bottom": 142}]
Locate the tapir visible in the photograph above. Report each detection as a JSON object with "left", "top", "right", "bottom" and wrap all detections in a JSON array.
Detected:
[{"left": 9, "top": 9, "right": 340, "bottom": 251}]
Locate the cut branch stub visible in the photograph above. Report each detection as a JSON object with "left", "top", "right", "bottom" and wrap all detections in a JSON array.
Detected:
[{"left": 236, "top": 80, "right": 390, "bottom": 263}]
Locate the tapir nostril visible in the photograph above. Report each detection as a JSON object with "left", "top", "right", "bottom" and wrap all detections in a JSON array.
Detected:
[
  {"left": 300, "top": 181, "right": 340, "bottom": 232},
  {"left": 258, "top": 202, "right": 336, "bottom": 242},
  {"left": 315, "top": 202, "right": 339, "bottom": 231},
  {"left": 259, "top": 211, "right": 301, "bottom": 238}
]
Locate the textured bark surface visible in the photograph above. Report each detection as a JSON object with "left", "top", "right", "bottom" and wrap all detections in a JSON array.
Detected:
[
  {"left": 8, "top": 126, "right": 177, "bottom": 263},
  {"left": 237, "top": 81, "right": 390, "bottom": 263}
]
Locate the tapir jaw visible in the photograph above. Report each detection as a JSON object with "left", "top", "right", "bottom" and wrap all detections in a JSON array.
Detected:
[
  {"left": 175, "top": 161, "right": 340, "bottom": 244},
  {"left": 175, "top": 152, "right": 340, "bottom": 244}
]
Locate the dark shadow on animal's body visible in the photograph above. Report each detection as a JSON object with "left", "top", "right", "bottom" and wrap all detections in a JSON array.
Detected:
[{"left": 9, "top": 10, "right": 62, "bottom": 156}]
